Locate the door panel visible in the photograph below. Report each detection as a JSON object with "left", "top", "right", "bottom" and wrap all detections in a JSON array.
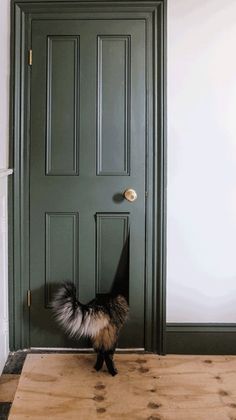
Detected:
[
  {"left": 97, "top": 35, "right": 130, "bottom": 175},
  {"left": 96, "top": 213, "right": 129, "bottom": 294},
  {"left": 46, "top": 36, "right": 80, "bottom": 176},
  {"left": 45, "top": 212, "right": 79, "bottom": 306},
  {"left": 30, "top": 18, "right": 146, "bottom": 348}
]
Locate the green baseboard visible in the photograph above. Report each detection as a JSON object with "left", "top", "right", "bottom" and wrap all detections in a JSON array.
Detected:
[{"left": 166, "top": 324, "right": 236, "bottom": 355}]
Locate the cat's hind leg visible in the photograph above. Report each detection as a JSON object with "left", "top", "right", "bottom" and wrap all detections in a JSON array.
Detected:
[
  {"left": 94, "top": 351, "right": 104, "bottom": 371},
  {"left": 104, "top": 350, "right": 118, "bottom": 376}
]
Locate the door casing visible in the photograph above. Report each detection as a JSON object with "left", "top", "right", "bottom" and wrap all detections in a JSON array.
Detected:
[{"left": 9, "top": 0, "right": 167, "bottom": 354}]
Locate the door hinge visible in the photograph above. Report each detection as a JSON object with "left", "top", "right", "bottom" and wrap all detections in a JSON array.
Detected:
[
  {"left": 28, "top": 49, "right": 32, "bottom": 66},
  {"left": 27, "top": 290, "right": 31, "bottom": 307}
]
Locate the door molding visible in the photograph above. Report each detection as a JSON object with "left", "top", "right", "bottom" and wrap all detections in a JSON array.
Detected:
[{"left": 9, "top": 0, "right": 167, "bottom": 353}]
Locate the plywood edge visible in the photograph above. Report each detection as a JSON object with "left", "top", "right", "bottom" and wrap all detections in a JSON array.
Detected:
[{"left": 0, "top": 374, "right": 20, "bottom": 402}]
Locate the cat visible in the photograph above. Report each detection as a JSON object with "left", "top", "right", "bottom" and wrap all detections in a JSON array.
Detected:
[{"left": 51, "top": 281, "right": 129, "bottom": 376}]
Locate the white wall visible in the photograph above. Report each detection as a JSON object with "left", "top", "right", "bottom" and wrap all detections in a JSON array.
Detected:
[
  {"left": 0, "top": 0, "right": 10, "bottom": 372},
  {"left": 167, "top": 0, "right": 236, "bottom": 322}
]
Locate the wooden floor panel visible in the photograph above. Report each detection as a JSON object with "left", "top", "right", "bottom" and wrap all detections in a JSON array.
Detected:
[
  {"left": 0, "top": 374, "right": 19, "bottom": 403},
  {"left": 8, "top": 354, "right": 236, "bottom": 419}
]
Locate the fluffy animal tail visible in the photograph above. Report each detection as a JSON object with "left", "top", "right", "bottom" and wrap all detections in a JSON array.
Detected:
[{"left": 51, "top": 282, "right": 129, "bottom": 341}]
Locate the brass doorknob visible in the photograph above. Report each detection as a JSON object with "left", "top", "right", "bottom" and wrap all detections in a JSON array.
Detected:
[{"left": 124, "top": 188, "right": 137, "bottom": 202}]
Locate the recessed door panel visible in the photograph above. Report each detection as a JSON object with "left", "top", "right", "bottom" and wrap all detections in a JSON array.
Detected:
[
  {"left": 46, "top": 36, "right": 79, "bottom": 175},
  {"left": 45, "top": 212, "right": 79, "bottom": 306},
  {"left": 96, "top": 213, "right": 129, "bottom": 294},
  {"left": 97, "top": 36, "right": 130, "bottom": 175}
]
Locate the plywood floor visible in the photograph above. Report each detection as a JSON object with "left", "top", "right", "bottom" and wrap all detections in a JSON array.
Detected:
[
  {"left": 8, "top": 354, "right": 236, "bottom": 420},
  {"left": 0, "top": 374, "right": 19, "bottom": 403}
]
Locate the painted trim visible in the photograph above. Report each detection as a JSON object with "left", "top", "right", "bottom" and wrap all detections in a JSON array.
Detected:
[
  {"left": 167, "top": 323, "right": 236, "bottom": 333},
  {"left": 155, "top": 0, "right": 167, "bottom": 355},
  {"left": 166, "top": 324, "right": 236, "bottom": 355},
  {"left": 0, "top": 177, "right": 10, "bottom": 374},
  {"left": 0, "top": 169, "right": 13, "bottom": 178},
  {"left": 10, "top": 0, "right": 167, "bottom": 353},
  {"left": 12, "top": 0, "right": 164, "bottom": 3},
  {"left": 9, "top": 2, "right": 31, "bottom": 350},
  {"left": 31, "top": 347, "right": 145, "bottom": 352}
]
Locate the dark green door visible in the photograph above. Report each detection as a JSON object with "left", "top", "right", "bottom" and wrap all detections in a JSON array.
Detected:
[{"left": 30, "top": 18, "right": 147, "bottom": 348}]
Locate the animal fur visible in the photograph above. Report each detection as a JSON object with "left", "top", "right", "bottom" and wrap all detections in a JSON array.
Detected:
[{"left": 51, "top": 282, "right": 129, "bottom": 376}]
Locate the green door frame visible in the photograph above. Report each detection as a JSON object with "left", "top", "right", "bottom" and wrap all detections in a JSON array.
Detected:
[{"left": 9, "top": 0, "right": 167, "bottom": 353}]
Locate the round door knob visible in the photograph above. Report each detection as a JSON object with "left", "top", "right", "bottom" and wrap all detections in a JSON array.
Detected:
[{"left": 124, "top": 188, "right": 137, "bottom": 202}]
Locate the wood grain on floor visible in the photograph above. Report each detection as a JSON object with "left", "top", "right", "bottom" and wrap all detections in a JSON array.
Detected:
[
  {"left": 0, "top": 375, "right": 20, "bottom": 404},
  {"left": 8, "top": 354, "right": 236, "bottom": 420},
  {"left": 0, "top": 374, "right": 20, "bottom": 420}
]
